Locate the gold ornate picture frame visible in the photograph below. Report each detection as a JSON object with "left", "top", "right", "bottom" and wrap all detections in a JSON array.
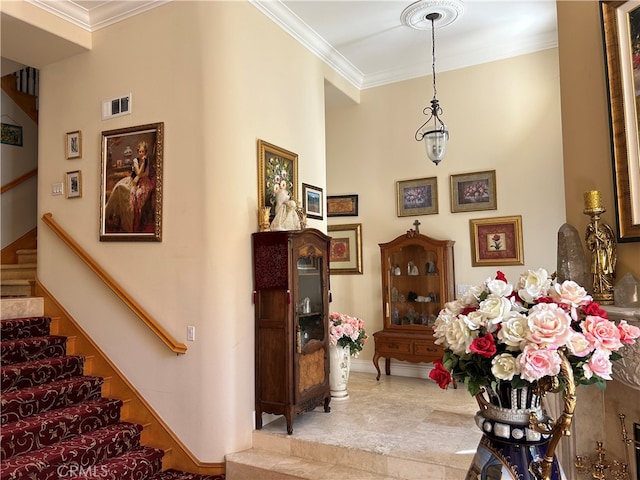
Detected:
[
  {"left": 396, "top": 177, "right": 438, "bottom": 217},
  {"left": 470, "top": 215, "right": 524, "bottom": 267},
  {"left": 602, "top": 1, "right": 640, "bottom": 241},
  {"left": 65, "top": 130, "right": 82, "bottom": 159},
  {"left": 450, "top": 170, "right": 497, "bottom": 213},
  {"left": 257, "top": 139, "right": 298, "bottom": 219},
  {"left": 100, "top": 122, "right": 163, "bottom": 241},
  {"left": 328, "top": 223, "right": 363, "bottom": 274}
]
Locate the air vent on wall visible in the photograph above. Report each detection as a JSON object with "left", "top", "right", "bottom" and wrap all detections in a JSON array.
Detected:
[{"left": 102, "top": 93, "right": 132, "bottom": 120}]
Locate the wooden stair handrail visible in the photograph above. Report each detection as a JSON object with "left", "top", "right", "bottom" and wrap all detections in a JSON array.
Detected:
[
  {"left": 42, "top": 212, "right": 187, "bottom": 354},
  {"left": 1, "top": 168, "right": 37, "bottom": 194}
]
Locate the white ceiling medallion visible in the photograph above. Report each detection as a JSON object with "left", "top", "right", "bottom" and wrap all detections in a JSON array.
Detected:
[{"left": 400, "top": 0, "right": 465, "bottom": 30}]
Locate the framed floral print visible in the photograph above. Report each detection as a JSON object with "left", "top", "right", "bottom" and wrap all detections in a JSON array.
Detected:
[
  {"left": 396, "top": 177, "right": 438, "bottom": 217},
  {"left": 257, "top": 139, "right": 298, "bottom": 219},
  {"left": 327, "top": 223, "right": 363, "bottom": 274},
  {"left": 327, "top": 194, "right": 359, "bottom": 217},
  {"left": 100, "top": 122, "right": 163, "bottom": 241},
  {"left": 470, "top": 215, "right": 524, "bottom": 266},
  {"left": 450, "top": 170, "right": 497, "bottom": 213}
]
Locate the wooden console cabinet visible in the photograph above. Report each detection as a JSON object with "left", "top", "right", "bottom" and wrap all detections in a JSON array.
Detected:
[
  {"left": 373, "top": 230, "right": 455, "bottom": 380},
  {"left": 252, "top": 229, "right": 331, "bottom": 434}
]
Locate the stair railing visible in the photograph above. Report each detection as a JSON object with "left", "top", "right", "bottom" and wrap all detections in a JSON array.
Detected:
[
  {"left": 1, "top": 168, "right": 37, "bottom": 194},
  {"left": 42, "top": 212, "right": 187, "bottom": 354}
]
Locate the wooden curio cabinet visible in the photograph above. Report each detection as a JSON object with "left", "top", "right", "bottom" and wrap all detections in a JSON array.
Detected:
[
  {"left": 373, "top": 230, "right": 455, "bottom": 380},
  {"left": 252, "top": 228, "right": 331, "bottom": 434}
]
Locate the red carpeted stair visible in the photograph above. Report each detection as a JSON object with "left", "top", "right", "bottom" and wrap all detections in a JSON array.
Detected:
[{"left": 0, "top": 316, "right": 224, "bottom": 480}]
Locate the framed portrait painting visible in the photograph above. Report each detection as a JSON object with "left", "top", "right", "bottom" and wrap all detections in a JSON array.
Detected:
[
  {"left": 602, "top": 1, "right": 640, "bottom": 241},
  {"left": 327, "top": 194, "right": 359, "bottom": 217},
  {"left": 100, "top": 122, "right": 164, "bottom": 241},
  {"left": 469, "top": 215, "right": 524, "bottom": 267},
  {"left": 302, "top": 183, "right": 323, "bottom": 220},
  {"left": 450, "top": 170, "right": 497, "bottom": 213},
  {"left": 327, "top": 223, "right": 363, "bottom": 274},
  {"left": 396, "top": 177, "right": 438, "bottom": 217},
  {"left": 257, "top": 140, "right": 298, "bottom": 220}
]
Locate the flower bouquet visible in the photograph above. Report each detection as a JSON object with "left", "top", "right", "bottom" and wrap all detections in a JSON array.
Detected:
[
  {"left": 429, "top": 268, "right": 640, "bottom": 396},
  {"left": 329, "top": 312, "right": 368, "bottom": 357}
]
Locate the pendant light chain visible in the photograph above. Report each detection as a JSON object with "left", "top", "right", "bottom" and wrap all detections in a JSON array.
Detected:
[{"left": 431, "top": 16, "right": 438, "bottom": 101}]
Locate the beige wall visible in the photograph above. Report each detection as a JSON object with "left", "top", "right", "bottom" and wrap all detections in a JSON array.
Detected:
[
  {"left": 327, "top": 48, "right": 566, "bottom": 368},
  {"left": 34, "top": 1, "right": 327, "bottom": 461}
]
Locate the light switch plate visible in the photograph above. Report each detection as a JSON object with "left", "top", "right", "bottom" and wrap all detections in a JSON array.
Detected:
[{"left": 52, "top": 182, "right": 63, "bottom": 196}]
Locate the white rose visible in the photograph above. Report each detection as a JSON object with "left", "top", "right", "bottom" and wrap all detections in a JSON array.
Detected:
[
  {"left": 517, "top": 268, "right": 551, "bottom": 303},
  {"left": 491, "top": 353, "right": 521, "bottom": 381},
  {"left": 463, "top": 310, "right": 486, "bottom": 331},
  {"left": 443, "top": 316, "right": 477, "bottom": 355},
  {"left": 486, "top": 278, "right": 513, "bottom": 298},
  {"left": 497, "top": 312, "right": 529, "bottom": 350},
  {"left": 478, "top": 295, "right": 512, "bottom": 325},
  {"left": 442, "top": 299, "right": 465, "bottom": 316},
  {"left": 550, "top": 280, "right": 592, "bottom": 318}
]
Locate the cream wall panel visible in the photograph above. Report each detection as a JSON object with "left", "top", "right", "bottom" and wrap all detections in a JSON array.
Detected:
[{"left": 36, "top": 1, "right": 327, "bottom": 461}]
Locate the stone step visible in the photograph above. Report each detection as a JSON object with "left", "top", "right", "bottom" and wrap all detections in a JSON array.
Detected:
[
  {"left": 16, "top": 249, "right": 37, "bottom": 264},
  {"left": 1, "top": 263, "right": 37, "bottom": 281},
  {"left": 0, "top": 297, "right": 44, "bottom": 320}
]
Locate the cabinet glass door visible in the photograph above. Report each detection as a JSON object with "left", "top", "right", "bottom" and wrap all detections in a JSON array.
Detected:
[
  {"left": 387, "top": 245, "right": 441, "bottom": 328},
  {"left": 297, "top": 256, "right": 325, "bottom": 350}
]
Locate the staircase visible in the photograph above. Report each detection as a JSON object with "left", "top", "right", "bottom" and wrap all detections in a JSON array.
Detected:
[
  {"left": 0, "top": 298, "right": 225, "bottom": 480},
  {"left": 0, "top": 249, "right": 37, "bottom": 298}
]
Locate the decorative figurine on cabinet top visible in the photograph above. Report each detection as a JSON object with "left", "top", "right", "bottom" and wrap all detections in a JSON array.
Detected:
[{"left": 270, "top": 189, "right": 301, "bottom": 231}]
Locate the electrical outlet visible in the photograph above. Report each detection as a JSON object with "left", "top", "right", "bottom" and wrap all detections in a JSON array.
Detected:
[
  {"left": 187, "top": 326, "right": 196, "bottom": 341},
  {"left": 52, "top": 182, "right": 63, "bottom": 196},
  {"left": 456, "top": 284, "right": 471, "bottom": 296}
]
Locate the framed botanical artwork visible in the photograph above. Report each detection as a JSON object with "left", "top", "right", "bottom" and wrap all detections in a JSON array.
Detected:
[
  {"left": 257, "top": 139, "right": 298, "bottom": 220},
  {"left": 65, "top": 131, "right": 82, "bottom": 159},
  {"left": 469, "top": 215, "right": 524, "bottom": 267},
  {"left": 302, "top": 183, "right": 323, "bottom": 220},
  {"left": 1, "top": 123, "right": 23, "bottom": 146},
  {"left": 65, "top": 170, "right": 82, "bottom": 199},
  {"left": 450, "top": 170, "right": 497, "bottom": 213},
  {"left": 327, "top": 223, "right": 363, "bottom": 274},
  {"left": 601, "top": 2, "right": 640, "bottom": 241},
  {"left": 100, "top": 122, "right": 164, "bottom": 241},
  {"left": 327, "top": 194, "right": 359, "bottom": 217},
  {"left": 396, "top": 177, "right": 438, "bottom": 217}
]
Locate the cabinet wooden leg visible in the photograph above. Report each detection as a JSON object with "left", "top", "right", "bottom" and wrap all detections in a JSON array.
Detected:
[
  {"left": 373, "top": 354, "right": 382, "bottom": 380},
  {"left": 385, "top": 358, "right": 391, "bottom": 376},
  {"left": 255, "top": 411, "right": 263, "bottom": 430},
  {"left": 285, "top": 411, "right": 293, "bottom": 435},
  {"left": 324, "top": 396, "right": 331, "bottom": 413}
]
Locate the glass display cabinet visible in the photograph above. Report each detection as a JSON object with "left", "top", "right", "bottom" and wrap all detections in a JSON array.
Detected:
[
  {"left": 373, "top": 230, "right": 455, "bottom": 380},
  {"left": 252, "top": 228, "right": 331, "bottom": 434}
]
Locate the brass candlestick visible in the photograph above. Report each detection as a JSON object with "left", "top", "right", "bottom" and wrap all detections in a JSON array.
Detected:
[
  {"left": 259, "top": 207, "right": 272, "bottom": 232},
  {"left": 575, "top": 441, "right": 629, "bottom": 480},
  {"left": 583, "top": 190, "right": 617, "bottom": 305}
]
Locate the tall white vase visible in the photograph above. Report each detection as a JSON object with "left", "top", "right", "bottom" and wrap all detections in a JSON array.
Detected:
[{"left": 329, "top": 343, "right": 351, "bottom": 400}]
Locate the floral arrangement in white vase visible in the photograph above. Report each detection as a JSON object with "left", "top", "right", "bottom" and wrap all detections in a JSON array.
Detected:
[{"left": 329, "top": 312, "right": 368, "bottom": 357}]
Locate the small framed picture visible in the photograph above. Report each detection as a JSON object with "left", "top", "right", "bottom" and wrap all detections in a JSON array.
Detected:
[
  {"left": 327, "top": 223, "right": 363, "bottom": 275},
  {"left": 327, "top": 194, "right": 359, "bottom": 217},
  {"left": 396, "top": 177, "right": 438, "bottom": 217},
  {"left": 302, "top": 183, "right": 323, "bottom": 220},
  {"left": 450, "top": 170, "right": 497, "bottom": 213},
  {"left": 1, "top": 123, "right": 23, "bottom": 146},
  {"left": 66, "top": 131, "right": 82, "bottom": 159},
  {"left": 66, "top": 170, "right": 82, "bottom": 198},
  {"left": 469, "top": 215, "right": 524, "bottom": 267}
]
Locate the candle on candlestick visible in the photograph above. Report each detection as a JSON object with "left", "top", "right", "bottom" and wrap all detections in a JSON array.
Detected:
[{"left": 584, "top": 190, "right": 603, "bottom": 211}]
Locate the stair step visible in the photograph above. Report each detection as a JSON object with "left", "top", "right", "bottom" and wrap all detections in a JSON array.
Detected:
[
  {"left": 16, "top": 249, "right": 37, "bottom": 264},
  {"left": 0, "top": 375, "right": 104, "bottom": 424},
  {"left": 0, "top": 298, "right": 44, "bottom": 320},
  {"left": 65, "top": 446, "right": 165, "bottom": 479},
  {"left": 1, "top": 397, "right": 124, "bottom": 460},
  {"left": 1, "top": 422, "right": 142, "bottom": 480},
  {"left": 0, "top": 263, "right": 37, "bottom": 281},
  {"left": 0, "top": 316, "right": 51, "bottom": 339},
  {"left": 1, "top": 334, "right": 66, "bottom": 365},
  {"left": 0, "top": 280, "right": 32, "bottom": 298},
  {"left": 1, "top": 355, "right": 85, "bottom": 392},
  {"left": 148, "top": 469, "right": 226, "bottom": 479}
]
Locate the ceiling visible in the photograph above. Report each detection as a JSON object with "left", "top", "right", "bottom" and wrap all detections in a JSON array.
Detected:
[{"left": 16, "top": 0, "right": 558, "bottom": 90}]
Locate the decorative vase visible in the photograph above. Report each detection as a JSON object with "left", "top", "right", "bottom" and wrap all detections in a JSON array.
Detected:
[{"left": 329, "top": 344, "right": 351, "bottom": 400}]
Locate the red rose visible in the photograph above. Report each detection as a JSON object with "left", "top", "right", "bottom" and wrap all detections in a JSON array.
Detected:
[
  {"left": 469, "top": 333, "right": 497, "bottom": 358},
  {"left": 429, "top": 359, "right": 452, "bottom": 389},
  {"left": 496, "top": 271, "right": 507, "bottom": 282},
  {"left": 582, "top": 301, "right": 608, "bottom": 319}
]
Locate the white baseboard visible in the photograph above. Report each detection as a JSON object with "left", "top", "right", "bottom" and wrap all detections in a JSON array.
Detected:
[{"left": 350, "top": 357, "right": 435, "bottom": 380}]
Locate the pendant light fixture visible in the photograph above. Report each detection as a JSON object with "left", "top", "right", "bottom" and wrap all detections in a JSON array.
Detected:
[{"left": 401, "top": 0, "right": 463, "bottom": 166}]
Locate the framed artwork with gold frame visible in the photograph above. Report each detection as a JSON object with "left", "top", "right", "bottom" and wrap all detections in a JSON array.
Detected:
[
  {"left": 257, "top": 139, "right": 298, "bottom": 219},
  {"left": 469, "top": 215, "right": 524, "bottom": 267},
  {"left": 327, "top": 223, "right": 363, "bottom": 274}
]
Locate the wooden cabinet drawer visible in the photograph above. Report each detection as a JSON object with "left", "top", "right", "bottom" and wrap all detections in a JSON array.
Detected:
[
  {"left": 377, "top": 339, "right": 411, "bottom": 355},
  {"left": 414, "top": 342, "right": 441, "bottom": 357}
]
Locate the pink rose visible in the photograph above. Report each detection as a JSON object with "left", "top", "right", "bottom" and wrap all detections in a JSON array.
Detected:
[
  {"left": 583, "top": 349, "right": 613, "bottom": 380},
  {"left": 526, "top": 303, "right": 572, "bottom": 348},
  {"left": 518, "top": 344, "right": 562, "bottom": 382},
  {"left": 618, "top": 320, "right": 640, "bottom": 344},
  {"left": 581, "top": 316, "right": 623, "bottom": 352}
]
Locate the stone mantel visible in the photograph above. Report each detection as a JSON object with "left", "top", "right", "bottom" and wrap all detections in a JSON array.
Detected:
[{"left": 602, "top": 305, "right": 640, "bottom": 391}]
